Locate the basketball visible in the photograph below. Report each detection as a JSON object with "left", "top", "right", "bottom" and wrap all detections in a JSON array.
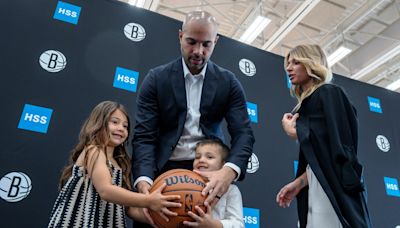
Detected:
[{"left": 149, "top": 169, "right": 207, "bottom": 228}]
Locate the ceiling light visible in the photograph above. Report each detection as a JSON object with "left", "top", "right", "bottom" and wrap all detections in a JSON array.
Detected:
[
  {"left": 239, "top": 16, "right": 271, "bottom": 44},
  {"left": 386, "top": 78, "right": 400, "bottom": 91},
  {"left": 262, "top": 0, "right": 320, "bottom": 51},
  {"left": 327, "top": 46, "right": 352, "bottom": 67},
  {"left": 129, "top": 0, "right": 146, "bottom": 8},
  {"left": 352, "top": 43, "right": 400, "bottom": 79}
]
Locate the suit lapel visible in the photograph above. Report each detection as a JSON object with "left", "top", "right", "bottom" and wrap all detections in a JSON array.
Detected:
[
  {"left": 200, "top": 61, "right": 218, "bottom": 114},
  {"left": 170, "top": 59, "right": 187, "bottom": 111}
]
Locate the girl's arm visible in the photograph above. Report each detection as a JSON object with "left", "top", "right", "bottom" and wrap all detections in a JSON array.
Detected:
[
  {"left": 126, "top": 207, "right": 148, "bottom": 223},
  {"left": 86, "top": 147, "right": 181, "bottom": 214}
]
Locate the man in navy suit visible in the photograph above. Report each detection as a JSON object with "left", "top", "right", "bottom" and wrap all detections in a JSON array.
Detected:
[{"left": 132, "top": 10, "right": 254, "bottom": 206}]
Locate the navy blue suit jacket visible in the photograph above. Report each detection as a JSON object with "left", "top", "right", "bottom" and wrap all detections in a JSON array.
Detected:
[{"left": 132, "top": 58, "right": 254, "bottom": 181}]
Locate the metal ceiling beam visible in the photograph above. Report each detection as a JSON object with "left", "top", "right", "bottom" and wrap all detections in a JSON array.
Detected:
[{"left": 261, "top": 0, "right": 320, "bottom": 51}]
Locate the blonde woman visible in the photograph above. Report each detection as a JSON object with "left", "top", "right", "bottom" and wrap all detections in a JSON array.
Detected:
[{"left": 276, "top": 44, "right": 371, "bottom": 228}]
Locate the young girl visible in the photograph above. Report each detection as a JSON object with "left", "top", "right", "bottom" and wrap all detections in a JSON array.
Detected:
[
  {"left": 48, "top": 101, "right": 181, "bottom": 228},
  {"left": 184, "top": 139, "right": 244, "bottom": 228}
]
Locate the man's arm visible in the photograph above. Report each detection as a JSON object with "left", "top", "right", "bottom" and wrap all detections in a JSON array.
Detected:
[
  {"left": 196, "top": 73, "right": 254, "bottom": 204},
  {"left": 224, "top": 74, "right": 255, "bottom": 180},
  {"left": 131, "top": 69, "right": 160, "bottom": 184}
]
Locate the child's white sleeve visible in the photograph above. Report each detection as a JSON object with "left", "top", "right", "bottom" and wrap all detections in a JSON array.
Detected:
[{"left": 220, "top": 184, "right": 244, "bottom": 228}]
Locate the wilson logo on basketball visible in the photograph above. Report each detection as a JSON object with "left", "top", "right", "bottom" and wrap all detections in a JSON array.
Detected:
[{"left": 165, "top": 175, "right": 206, "bottom": 188}]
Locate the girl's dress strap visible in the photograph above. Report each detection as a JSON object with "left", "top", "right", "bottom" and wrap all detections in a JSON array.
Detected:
[{"left": 107, "top": 160, "right": 113, "bottom": 169}]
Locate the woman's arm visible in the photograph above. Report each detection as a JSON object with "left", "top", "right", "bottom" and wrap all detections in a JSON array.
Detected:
[{"left": 276, "top": 172, "right": 308, "bottom": 208}]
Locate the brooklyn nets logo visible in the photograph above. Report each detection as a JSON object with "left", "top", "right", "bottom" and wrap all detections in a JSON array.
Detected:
[
  {"left": 39, "top": 50, "right": 67, "bottom": 73},
  {"left": 376, "top": 135, "right": 390, "bottom": 152},
  {"left": 0, "top": 172, "right": 32, "bottom": 203},
  {"left": 247, "top": 153, "right": 259, "bottom": 173},
  {"left": 124, "top": 22, "right": 146, "bottom": 42},
  {"left": 239, "top": 58, "right": 256, "bottom": 77}
]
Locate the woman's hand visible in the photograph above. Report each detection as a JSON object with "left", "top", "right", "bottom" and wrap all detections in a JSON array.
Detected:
[
  {"left": 276, "top": 173, "right": 307, "bottom": 208},
  {"left": 282, "top": 113, "right": 299, "bottom": 139},
  {"left": 276, "top": 181, "right": 300, "bottom": 208}
]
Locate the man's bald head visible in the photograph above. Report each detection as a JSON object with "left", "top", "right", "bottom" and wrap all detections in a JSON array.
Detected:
[
  {"left": 179, "top": 10, "right": 219, "bottom": 75},
  {"left": 182, "top": 10, "right": 219, "bottom": 34}
]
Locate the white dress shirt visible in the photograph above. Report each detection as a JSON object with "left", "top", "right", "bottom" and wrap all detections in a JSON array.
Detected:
[
  {"left": 174, "top": 59, "right": 241, "bottom": 180},
  {"left": 170, "top": 59, "right": 207, "bottom": 160}
]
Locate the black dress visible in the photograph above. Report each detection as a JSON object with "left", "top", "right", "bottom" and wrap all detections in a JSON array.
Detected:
[
  {"left": 48, "top": 161, "right": 126, "bottom": 228},
  {"left": 295, "top": 84, "right": 372, "bottom": 228}
]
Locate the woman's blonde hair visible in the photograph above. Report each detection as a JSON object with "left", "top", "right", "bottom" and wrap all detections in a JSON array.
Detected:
[{"left": 284, "top": 44, "right": 333, "bottom": 112}]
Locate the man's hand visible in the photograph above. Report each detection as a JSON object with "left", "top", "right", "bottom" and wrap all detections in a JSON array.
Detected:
[
  {"left": 137, "top": 180, "right": 151, "bottom": 194},
  {"left": 194, "top": 166, "right": 236, "bottom": 205}
]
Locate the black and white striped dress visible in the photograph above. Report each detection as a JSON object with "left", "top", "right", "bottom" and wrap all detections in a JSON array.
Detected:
[{"left": 48, "top": 161, "right": 126, "bottom": 228}]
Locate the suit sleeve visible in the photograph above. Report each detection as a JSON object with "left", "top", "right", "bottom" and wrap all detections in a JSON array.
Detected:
[
  {"left": 225, "top": 75, "right": 255, "bottom": 181},
  {"left": 320, "top": 85, "right": 364, "bottom": 192},
  {"left": 131, "top": 69, "right": 159, "bottom": 181}
]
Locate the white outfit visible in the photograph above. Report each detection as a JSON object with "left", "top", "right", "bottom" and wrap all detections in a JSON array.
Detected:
[
  {"left": 170, "top": 59, "right": 207, "bottom": 161},
  {"left": 212, "top": 184, "right": 244, "bottom": 228},
  {"left": 306, "top": 165, "right": 342, "bottom": 228}
]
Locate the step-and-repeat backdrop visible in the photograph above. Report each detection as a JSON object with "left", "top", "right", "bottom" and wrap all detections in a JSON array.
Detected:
[{"left": 1, "top": 1, "right": 399, "bottom": 227}]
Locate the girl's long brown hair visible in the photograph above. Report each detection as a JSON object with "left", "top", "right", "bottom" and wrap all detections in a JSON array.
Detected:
[{"left": 59, "top": 101, "right": 132, "bottom": 190}]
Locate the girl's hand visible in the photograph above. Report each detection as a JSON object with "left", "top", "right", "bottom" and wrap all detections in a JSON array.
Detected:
[{"left": 148, "top": 183, "right": 181, "bottom": 222}]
